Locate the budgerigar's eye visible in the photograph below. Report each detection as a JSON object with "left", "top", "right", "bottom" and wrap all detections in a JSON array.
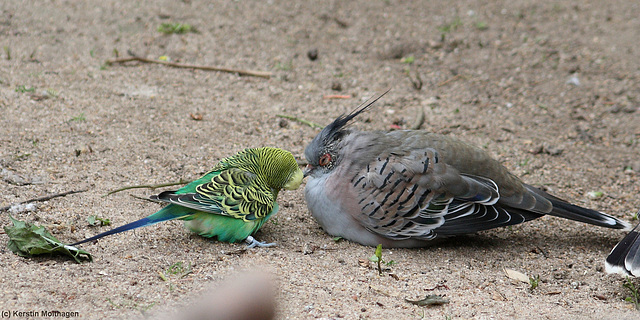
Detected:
[{"left": 319, "top": 153, "right": 331, "bottom": 166}]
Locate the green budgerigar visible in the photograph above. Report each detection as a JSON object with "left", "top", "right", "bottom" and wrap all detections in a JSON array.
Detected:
[{"left": 71, "top": 147, "right": 304, "bottom": 248}]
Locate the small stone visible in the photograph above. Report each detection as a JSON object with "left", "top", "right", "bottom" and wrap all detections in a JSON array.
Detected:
[
  {"left": 529, "top": 145, "right": 544, "bottom": 154},
  {"left": 307, "top": 48, "right": 318, "bottom": 61},
  {"left": 567, "top": 76, "right": 581, "bottom": 86},
  {"left": 9, "top": 203, "right": 37, "bottom": 214},
  {"left": 587, "top": 191, "right": 604, "bottom": 200},
  {"left": 543, "top": 143, "right": 563, "bottom": 156},
  {"left": 331, "top": 81, "right": 342, "bottom": 91}
]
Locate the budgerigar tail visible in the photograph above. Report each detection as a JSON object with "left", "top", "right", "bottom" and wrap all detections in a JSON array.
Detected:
[{"left": 70, "top": 205, "right": 193, "bottom": 246}]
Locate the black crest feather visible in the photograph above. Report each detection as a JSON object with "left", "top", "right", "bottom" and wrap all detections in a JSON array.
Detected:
[
  {"left": 304, "top": 89, "right": 390, "bottom": 167},
  {"left": 320, "top": 89, "right": 390, "bottom": 143}
]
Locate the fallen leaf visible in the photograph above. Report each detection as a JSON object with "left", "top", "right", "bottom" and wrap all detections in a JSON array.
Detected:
[
  {"left": 492, "top": 291, "right": 506, "bottom": 301},
  {"left": 504, "top": 268, "right": 529, "bottom": 283},
  {"left": 4, "top": 215, "right": 92, "bottom": 263},
  {"left": 405, "top": 294, "right": 450, "bottom": 306},
  {"left": 388, "top": 273, "right": 400, "bottom": 280}
]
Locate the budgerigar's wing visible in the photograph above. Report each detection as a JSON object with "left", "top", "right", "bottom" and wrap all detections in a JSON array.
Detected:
[
  {"left": 348, "top": 148, "right": 542, "bottom": 240},
  {"left": 152, "top": 168, "right": 275, "bottom": 221}
]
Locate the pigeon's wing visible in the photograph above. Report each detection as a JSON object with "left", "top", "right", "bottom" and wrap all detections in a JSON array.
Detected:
[{"left": 347, "top": 147, "right": 541, "bottom": 240}]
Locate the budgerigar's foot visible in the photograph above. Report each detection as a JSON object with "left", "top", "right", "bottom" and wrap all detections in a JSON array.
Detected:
[{"left": 245, "top": 236, "right": 276, "bottom": 248}]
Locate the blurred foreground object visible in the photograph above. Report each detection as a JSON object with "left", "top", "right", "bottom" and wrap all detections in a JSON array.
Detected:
[{"left": 161, "top": 272, "right": 276, "bottom": 320}]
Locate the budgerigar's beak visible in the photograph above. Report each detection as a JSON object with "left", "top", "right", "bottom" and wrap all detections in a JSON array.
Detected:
[{"left": 303, "top": 164, "right": 313, "bottom": 178}]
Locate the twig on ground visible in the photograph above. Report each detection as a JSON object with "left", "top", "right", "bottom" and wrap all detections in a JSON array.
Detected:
[
  {"left": 409, "top": 106, "right": 425, "bottom": 130},
  {"left": 0, "top": 189, "right": 88, "bottom": 212},
  {"left": 322, "top": 94, "right": 351, "bottom": 99},
  {"left": 129, "top": 194, "right": 161, "bottom": 203},
  {"left": 105, "top": 55, "right": 272, "bottom": 79},
  {"left": 105, "top": 180, "right": 190, "bottom": 197},
  {"left": 276, "top": 114, "right": 324, "bottom": 129},
  {"left": 437, "top": 74, "right": 464, "bottom": 87},
  {"left": 407, "top": 70, "right": 423, "bottom": 90}
]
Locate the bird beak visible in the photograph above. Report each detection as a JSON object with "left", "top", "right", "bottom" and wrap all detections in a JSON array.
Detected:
[{"left": 303, "top": 164, "right": 313, "bottom": 178}]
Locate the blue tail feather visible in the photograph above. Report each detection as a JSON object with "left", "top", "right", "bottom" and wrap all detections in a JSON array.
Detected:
[{"left": 70, "top": 205, "right": 194, "bottom": 246}]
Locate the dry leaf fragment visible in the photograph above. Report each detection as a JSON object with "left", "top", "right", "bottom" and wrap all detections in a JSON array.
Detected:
[
  {"left": 369, "top": 285, "right": 399, "bottom": 297},
  {"left": 504, "top": 268, "right": 530, "bottom": 283},
  {"left": 405, "top": 294, "right": 450, "bottom": 306}
]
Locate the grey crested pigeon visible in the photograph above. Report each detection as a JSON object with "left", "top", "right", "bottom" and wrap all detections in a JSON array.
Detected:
[{"left": 303, "top": 92, "right": 638, "bottom": 276}]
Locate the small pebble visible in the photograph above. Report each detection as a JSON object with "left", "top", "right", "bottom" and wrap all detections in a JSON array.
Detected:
[
  {"left": 307, "top": 48, "right": 318, "bottom": 61},
  {"left": 9, "top": 203, "right": 37, "bottom": 214},
  {"left": 567, "top": 76, "right": 581, "bottom": 86},
  {"left": 587, "top": 191, "right": 604, "bottom": 200}
]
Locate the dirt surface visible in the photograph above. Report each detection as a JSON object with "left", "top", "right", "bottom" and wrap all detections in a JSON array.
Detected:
[{"left": 1, "top": 0, "right": 640, "bottom": 319}]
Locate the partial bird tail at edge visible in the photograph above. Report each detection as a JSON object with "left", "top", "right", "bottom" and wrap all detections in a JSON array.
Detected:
[
  {"left": 606, "top": 218, "right": 640, "bottom": 277},
  {"left": 70, "top": 205, "right": 193, "bottom": 246}
]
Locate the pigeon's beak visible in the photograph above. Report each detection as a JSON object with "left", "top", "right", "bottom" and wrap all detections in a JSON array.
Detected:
[{"left": 303, "top": 164, "right": 313, "bottom": 178}]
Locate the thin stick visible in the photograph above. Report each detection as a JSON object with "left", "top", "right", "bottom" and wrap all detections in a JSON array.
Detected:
[
  {"left": 276, "top": 114, "right": 324, "bottom": 129},
  {"left": 105, "top": 180, "right": 190, "bottom": 197},
  {"left": 0, "top": 189, "right": 88, "bottom": 212},
  {"left": 409, "top": 106, "right": 425, "bottom": 130},
  {"left": 406, "top": 70, "right": 423, "bottom": 90},
  {"left": 322, "top": 94, "right": 351, "bottom": 99},
  {"left": 105, "top": 56, "right": 272, "bottom": 79},
  {"left": 437, "top": 74, "right": 463, "bottom": 87},
  {"left": 129, "top": 194, "right": 160, "bottom": 203}
]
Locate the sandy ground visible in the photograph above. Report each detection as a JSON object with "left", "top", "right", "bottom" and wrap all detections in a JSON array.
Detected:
[{"left": 1, "top": 0, "right": 640, "bottom": 319}]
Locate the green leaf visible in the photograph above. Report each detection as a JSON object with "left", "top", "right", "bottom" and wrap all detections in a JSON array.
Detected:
[
  {"left": 400, "top": 56, "right": 415, "bottom": 64},
  {"left": 587, "top": 191, "right": 604, "bottom": 200},
  {"left": 369, "top": 244, "right": 383, "bottom": 262},
  {"left": 475, "top": 21, "right": 488, "bottom": 31},
  {"left": 87, "top": 215, "right": 111, "bottom": 226},
  {"left": 529, "top": 275, "right": 540, "bottom": 290},
  {"left": 157, "top": 22, "right": 196, "bottom": 34},
  {"left": 15, "top": 85, "right": 35, "bottom": 93},
  {"left": 4, "top": 215, "right": 92, "bottom": 263}
]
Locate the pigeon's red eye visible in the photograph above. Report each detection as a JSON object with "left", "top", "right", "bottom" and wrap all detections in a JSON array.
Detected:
[{"left": 319, "top": 153, "right": 331, "bottom": 166}]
